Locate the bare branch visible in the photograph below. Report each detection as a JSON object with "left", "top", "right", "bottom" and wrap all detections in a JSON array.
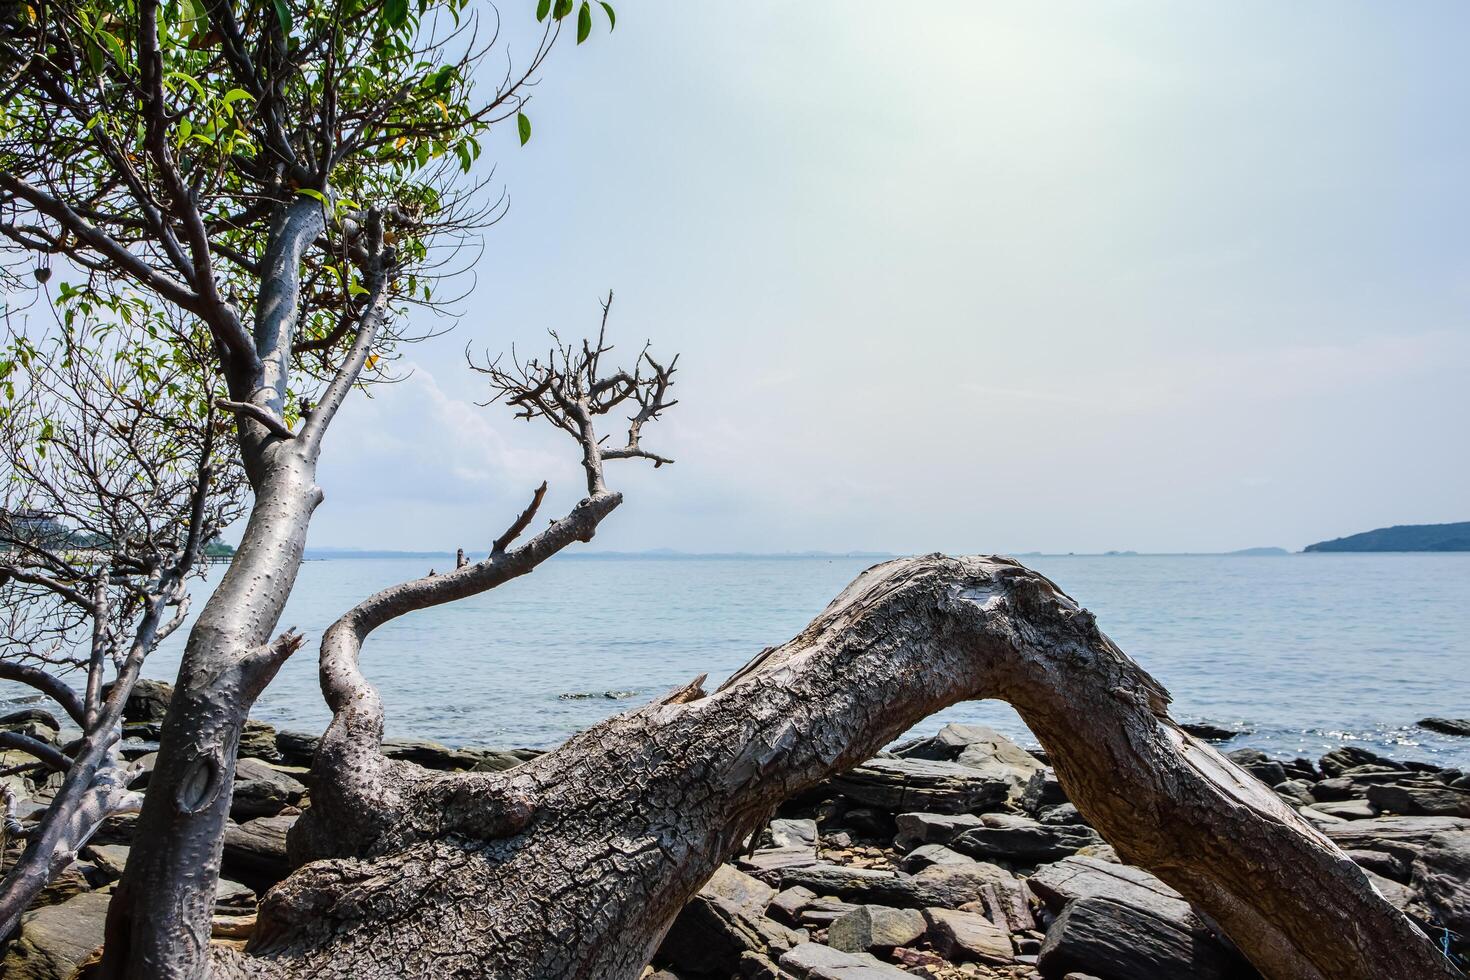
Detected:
[{"left": 492, "top": 481, "right": 548, "bottom": 555}]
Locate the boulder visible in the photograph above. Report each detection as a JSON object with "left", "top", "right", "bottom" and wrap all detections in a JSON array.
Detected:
[
  {"left": 766, "top": 885, "right": 818, "bottom": 926},
  {"left": 222, "top": 813, "right": 296, "bottom": 886},
  {"left": 923, "top": 907, "right": 1013, "bottom": 965},
  {"left": 104, "top": 677, "right": 173, "bottom": 724},
  {"left": 1272, "top": 780, "right": 1316, "bottom": 807},
  {"left": 238, "top": 719, "right": 281, "bottom": 762},
  {"left": 829, "top": 757, "right": 1012, "bottom": 814},
  {"left": 949, "top": 813, "right": 1102, "bottom": 864},
  {"left": 779, "top": 861, "right": 1027, "bottom": 920},
  {"left": 1223, "top": 749, "right": 1286, "bottom": 787},
  {"left": 1319, "top": 746, "right": 1405, "bottom": 779},
  {"left": 894, "top": 811, "right": 985, "bottom": 849},
  {"left": 83, "top": 842, "right": 130, "bottom": 878},
  {"left": 827, "top": 905, "right": 926, "bottom": 953},
  {"left": 658, "top": 865, "right": 803, "bottom": 977},
  {"left": 1037, "top": 895, "right": 1253, "bottom": 980},
  {"left": 1420, "top": 718, "right": 1470, "bottom": 737},
  {"left": 275, "top": 729, "right": 319, "bottom": 767},
  {"left": 1038, "top": 803, "right": 1088, "bottom": 826},
  {"left": 1367, "top": 781, "right": 1470, "bottom": 818},
  {"left": 230, "top": 757, "right": 308, "bottom": 820},
  {"left": 380, "top": 738, "right": 484, "bottom": 771},
  {"left": 935, "top": 724, "right": 1047, "bottom": 805},
  {"left": 1028, "top": 855, "right": 1192, "bottom": 922},
  {"left": 215, "top": 876, "right": 258, "bottom": 916},
  {"left": 777, "top": 943, "right": 913, "bottom": 979},
  {"left": 1178, "top": 722, "right": 1244, "bottom": 741},
  {"left": 0, "top": 889, "right": 111, "bottom": 980}
]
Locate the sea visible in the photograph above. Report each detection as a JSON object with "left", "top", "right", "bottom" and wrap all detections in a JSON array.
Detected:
[{"left": 19, "top": 553, "right": 1470, "bottom": 768}]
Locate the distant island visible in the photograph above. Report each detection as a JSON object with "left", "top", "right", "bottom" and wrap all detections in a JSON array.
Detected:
[
  {"left": 1304, "top": 521, "right": 1470, "bottom": 553},
  {"left": 1228, "top": 547, "right": 1290, "bottom": 556}
]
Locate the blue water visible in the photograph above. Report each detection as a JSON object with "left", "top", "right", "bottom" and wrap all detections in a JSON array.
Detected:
[{"left": 19, "top": 554, "right": 1470, "bottom": 767}]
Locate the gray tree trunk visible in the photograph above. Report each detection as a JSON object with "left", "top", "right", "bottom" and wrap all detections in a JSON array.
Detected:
[
  {"left": 97, "top": 199, "right": 391, "bottom": 980},
  {"left": 204, "top": 555, "right": 1453, "bottom": 980}
]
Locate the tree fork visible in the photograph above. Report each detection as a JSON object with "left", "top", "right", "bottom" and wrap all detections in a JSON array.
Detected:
[{"left": 203, "top": 555, "right": 1455, "bottom": 980}]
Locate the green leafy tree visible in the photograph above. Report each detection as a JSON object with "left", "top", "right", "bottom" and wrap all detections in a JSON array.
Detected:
[{"left": 0, "top": 0, "right": 611, "bottom": 973}]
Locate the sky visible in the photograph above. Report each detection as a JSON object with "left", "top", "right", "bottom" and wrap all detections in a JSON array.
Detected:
[{"left": 305, "top": 1, "right": 1470, "bottom": 555}]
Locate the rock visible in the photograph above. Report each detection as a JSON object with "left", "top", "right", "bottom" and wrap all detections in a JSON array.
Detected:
[
  {"left": 1320, "top": 815, "right": 1470, "bottom": 864},
  {"left": 0, "top": 889, "right": 111, "bottom": 980},
  {"left": 1272, "top": 780, "right": 1316, "bottom": 807},
  {"left": 923, "top": 907, "right": 1014, "bottom": 965},
  {"left": 1420, "top": 718, "right": 1470, "bottom": 737},
  {"left": 941, "top": 724, "right": 1047, "bottom": 805},
  {"left": 36, "top": 860, "right": 102, "bottom": 905},
  {"left": 1028, "top": 855, "right": 1191, "bottom": 921},
  {"left": 1344, "top": 848, "right": 1409, "bottom": 882},
  {"left": 899, "top": 843, "right": 974, "bottom": 873},
  {"left": 741, "top": 818, "right": 820, "bottom": 874},
  {"left": 1179, "top": 722, "right": 1243, "bottom": 741},
  {"left": 1223, "top": 749, "right": 1286, "bottom": 787},
  {"left": 230, "top": 757, "right": 308, "bottom": 820},
  {"left": 827, "top": 905, "right": 926, "bottom": 953},
  {"left": 894, "top": 811, "right": 985, "bottom": 849},
  {"left": 1319, "top": 746, "right": 1405, "bottom": 778},
  {"left": 378, "top": 737, "right": 487, "bottom": 771},
  {"left": 1367, "top": 781, "right": 1470, "bottom": 818},
  {"left": 127, "top": 751, "right": 158, "bottom": 789},
  {"left": 215, "top": 877, "right": 258, "bottom": 916},
  {"left": 1037, "top": 896, "right": 1252, "bottom": 980},
  {"left": 1038, "top": 803, "right": 1088, "bottom": 826},
  {"left": 736, "top": 951, "right": 781, "bottom": 979},
  {"left": 222, "top": 813, "right": 296, "bottom": 886},
  {"left": 1307, "top": 799, "right": 1376, "bottom": 820},
  {"left": 798, "top": 898, "right": 862, "bottom": 928},
  {"left": 1411, "top": 832, "right": 1470, "bottom": 937},
  {"left": 0, "top": 708, "right": 61, "bottom": 743},
  {"left": 83, "top": 842, "right": 130, "bottom": 878},
  {"left": 659, "top": 865, "right": 802, "bottom": 977},
  {"left": 767, "top": 885, "right": 818, "bottom": 926},
  {"left": 466, "top": 747, "right": 543, "bottom": 772},
  {"left": 779, "top": 861, "right": 1028, "bottom": 922},
  {"left": 837, "top": 807, "right": 893, "bottom": 839},
  {"left": 949, "top": 813, "right": 1102, "bottom": 864},
  {"left": 103, "top": 677, "right": 173, "bottom": 724},
  {"left": 829, "top": 757, "right": 1013, "bottom": 814},
  {"left": 274, "top": 729, "right": 319, "bottom": 767},
  {"left": 238, "top": 719, "right": 281, "bottom": 762},
  {"left": 777, "top": 942, "right": 912, "bottom": 979}
]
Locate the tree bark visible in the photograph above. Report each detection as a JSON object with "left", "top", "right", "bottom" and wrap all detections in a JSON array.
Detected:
[{"left": 205, "top": 555, "right": 1455, "bottom": 980}]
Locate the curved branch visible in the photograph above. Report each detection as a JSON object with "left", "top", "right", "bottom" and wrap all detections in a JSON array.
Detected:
[
  {"left": 0, "top": 662, "right": 87, "bottom": 726},
  {"left": 237, "top": 555, "right": 1454, "bottom": 980}
]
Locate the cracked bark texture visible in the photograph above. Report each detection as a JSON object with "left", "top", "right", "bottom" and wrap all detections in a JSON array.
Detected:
[{"left": 206, "top": 554, "right": 1454, "bottom": 980}]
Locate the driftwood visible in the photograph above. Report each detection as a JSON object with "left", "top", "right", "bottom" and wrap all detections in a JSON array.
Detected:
[{"left": 194, "top": 554, "right": 1454, "bottom": 980}]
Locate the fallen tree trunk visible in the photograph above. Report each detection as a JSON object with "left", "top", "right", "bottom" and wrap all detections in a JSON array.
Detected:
[{"left": 211, "top": 554, "right": 1457, "bottom": 980}]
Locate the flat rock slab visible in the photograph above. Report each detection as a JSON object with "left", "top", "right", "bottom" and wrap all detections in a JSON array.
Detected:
[
  {"left": 1321, "top": 815, "right": 1470, "bottom": 864},
  {"left": 778, "top": 942, "right": 913, "bottom": 979},
  {"left": 1367, "top": 781, "right": 1470, "bottom": 818},
  {"left": 830, "top": 758, "right": 1012, "bottom": 814},
  {"left": 894, "top": 811, "right": 986, "bottom": 849},
  {"left": 658, "top": 865, "right": 802, "bottom": 976},
  {"left": 1, "top": 889, "right": 111, "bottom": 980},
  {"left": 950, "top": 813, "right": 1101, "bottom": 863},
  {"left": 1027, "top": 855, "right": 1193, "bottom": 923},
  {"left": 1037, "top": 895, "right": 1254, "bottom": 980},
  {"left": 923, "top": 906, "right": 1014, "bottom": 964}
]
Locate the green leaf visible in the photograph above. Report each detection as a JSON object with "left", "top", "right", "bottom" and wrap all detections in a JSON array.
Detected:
[
  {"left": 553, "top": 0, "right": 573, "bottom": 20},
  {"left": 384, "top": 0, "right": 408, "bottom": 28},
  {"left": 600, "top": 1, "right": 615, "bottom": 30},
  {"left": 272, "top": 0, "right": 290, "bottom": 32},
  {"left": 297, "top": 188, "right": 329, "bottom": 205},
  {"left": 222, "top": 88, "right": 255, "bottom": 106},
  {"left": 517, "top": 111, "right": 531, "bottom": 146},
  {"left": 576, "top": 1, "right": 591, "bottom": 43},
  {"left": 536, "top": 0, "right": 551, "bottom": 21}
]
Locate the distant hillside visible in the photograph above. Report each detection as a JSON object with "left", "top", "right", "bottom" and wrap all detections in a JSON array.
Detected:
[{"left": 1305, "top": 522, "right": 1470, "bottom": 553}]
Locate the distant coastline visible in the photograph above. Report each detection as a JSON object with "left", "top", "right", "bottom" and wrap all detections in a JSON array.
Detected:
[{"left": 1304, "top": 521, "right": 1470, "bottom": 553}]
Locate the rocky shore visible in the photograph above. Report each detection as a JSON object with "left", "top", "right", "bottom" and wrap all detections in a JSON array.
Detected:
[{"left": 2, "top": 681, "right": 1467, "bottom": 979}]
